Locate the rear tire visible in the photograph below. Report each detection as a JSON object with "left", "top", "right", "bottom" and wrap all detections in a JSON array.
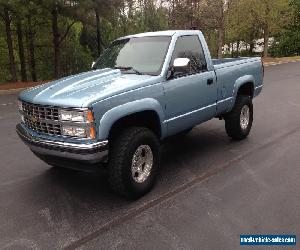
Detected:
[
  {"left": 108, "top": 127, "right": 160, "bottom": 199},
  {"left": 225, "top": 95, "right": 253, "bottom": 140}
]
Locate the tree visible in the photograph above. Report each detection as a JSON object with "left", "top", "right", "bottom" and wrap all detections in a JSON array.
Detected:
[
  {"left": 193, "top": 0, "right": 230, "bottom": 58},
  {"left": 16, "top": 18, "right": 27, "bottom": 81},
  {"left": 0, "top": 0, "right": 297, "bottom": 84},
  {"left": 226, "top": 0, "right": 260, "bottom": 56},
  {"left": 50, "top": 1, "right": 78, "bottom": 78},
  {"left": 95, "top": 5, "right": 102, "bottom": 56},
  {"left": 27, "top": 13, "right": 37, "bottom": 81},
  {"left": 2, "top": 5, "right": 17, "bottom": 82},
  {"left": 270, "top": 0, "right": 300, "bottom": 56},
  {"left": 251, "top": 0, "right": 290, "bottom": 57},
  {"left": 9, "top": 1, "right": 29, "bottom": 82}
]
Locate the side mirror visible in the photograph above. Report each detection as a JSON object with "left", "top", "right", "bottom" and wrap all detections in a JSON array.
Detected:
[
  {"left": 173, "top": 58, "right": 190, "bottom": 69},
  {"left": 91, "top": 61, "right": 95, "bottom": 69},
  {"left": 167, "top": 58, "right": 190, "bottom": 80}
]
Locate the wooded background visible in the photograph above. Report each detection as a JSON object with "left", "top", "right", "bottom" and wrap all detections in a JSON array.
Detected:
[{"left": 0, "top": 0, "right": 299, "bottom": 83}]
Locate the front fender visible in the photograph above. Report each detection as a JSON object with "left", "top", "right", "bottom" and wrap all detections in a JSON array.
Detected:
[{"left": 98, "top": 98, "right": 166, "bottom": 140}]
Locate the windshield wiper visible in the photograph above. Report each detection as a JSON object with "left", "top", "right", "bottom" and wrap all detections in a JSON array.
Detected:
[{"left": 114, "top": 66, "right": 144, "bottom": 75}]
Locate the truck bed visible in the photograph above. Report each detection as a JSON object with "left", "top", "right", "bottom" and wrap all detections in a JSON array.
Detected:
[
  {"left": 212, "top": 57, "right": 261, "bottom": 69},
  {"left": 212, "top": 56, "right": 263, "bottom": 116}
]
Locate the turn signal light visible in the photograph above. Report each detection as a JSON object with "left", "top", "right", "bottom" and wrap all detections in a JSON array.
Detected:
[
  {"left": 87, "top": 110, "right": 94, "bottom": 122},
  {"left": 89, "top": 127, "right": 96, "bottom": 139}
]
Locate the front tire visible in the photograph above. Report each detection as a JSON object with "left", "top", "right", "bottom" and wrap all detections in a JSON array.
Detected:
[
  {"left": 108, "top": 127, "right": 160, "bottom": 199},
  {"left": 225, "top": 95, "right": 253, "bottom": 140}
]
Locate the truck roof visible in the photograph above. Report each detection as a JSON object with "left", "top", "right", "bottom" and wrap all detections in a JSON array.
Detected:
[{"left": 117, "top": 30, "right": 202, "bottom": 40}]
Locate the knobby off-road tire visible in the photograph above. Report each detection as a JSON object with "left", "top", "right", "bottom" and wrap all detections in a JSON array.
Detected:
[
  {"left": 225, "top": 95, "right": 253, "bottom": 140},
  {"left": 108, "top": 127, "right": 160, "bottom": 199}
]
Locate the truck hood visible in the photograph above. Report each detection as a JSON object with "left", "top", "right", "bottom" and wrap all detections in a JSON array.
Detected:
[{"left": 19, "top": 69, "right": 161, "bottom": 107}]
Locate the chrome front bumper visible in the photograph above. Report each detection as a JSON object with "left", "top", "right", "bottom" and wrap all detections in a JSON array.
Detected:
[{"left": 16, "top": 123, "right": 109, "bottom": 164}]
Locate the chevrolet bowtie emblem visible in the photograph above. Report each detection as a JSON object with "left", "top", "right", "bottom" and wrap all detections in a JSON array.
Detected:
[{"left": 30, "top": 116, "right": 38, "bottom": 123}]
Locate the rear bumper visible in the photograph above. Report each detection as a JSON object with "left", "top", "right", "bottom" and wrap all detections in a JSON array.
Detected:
[{"left": 16, "top": 123, "right": 109, "bottom": 164}]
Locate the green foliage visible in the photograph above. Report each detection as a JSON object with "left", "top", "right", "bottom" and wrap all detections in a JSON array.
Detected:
[
  {"left": 270, "top": 0, "right": 300, "bottom": 56},
  {"left": 0, "top": 20, "right": 10, "bottom": 82},
  {"left": 226, "top": 0, "right": 260, "bottom": 43},
  {"left": 61, "top": 24, "right": 94, "bottom": 76},
  {"left": 270, "top": 31, "right": 300, "bottom": 57},
  {"left": 0, "top": 0, "right": 298, "bottom": 83}
]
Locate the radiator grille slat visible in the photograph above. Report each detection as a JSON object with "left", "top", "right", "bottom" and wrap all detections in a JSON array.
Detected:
[{"left": 22, "top": 102, "right": 62, "bottom": 136}]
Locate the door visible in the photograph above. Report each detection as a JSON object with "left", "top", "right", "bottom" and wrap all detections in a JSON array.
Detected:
[{"left": 164, "top": 35, "right": 218, "bottom": 136}]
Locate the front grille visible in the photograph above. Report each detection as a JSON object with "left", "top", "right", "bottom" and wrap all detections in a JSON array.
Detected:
[
  {"left": 22, "top": 102, "right": 59, "bottom": 121},
  {"left": 21, "top": 102, "right": 62, "bottom": 136}
]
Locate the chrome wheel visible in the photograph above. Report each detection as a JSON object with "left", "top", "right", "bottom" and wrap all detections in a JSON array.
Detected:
[
  {"left": 131, "top": 145, "right": 153, "bottom": 183},
  {"left": 240, "top": 105, "right": 250, "bottom": 130}
]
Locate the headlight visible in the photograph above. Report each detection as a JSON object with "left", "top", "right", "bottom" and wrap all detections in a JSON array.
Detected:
[
  {"left": 59, "top": 109, "right": 94, "bottom": 122},
  {"left": 60, "top": 109, "right": 96, "bottom": 139},
  {"left": 61, "top": 125, "right": 96, "bottom": 139},
  {"left": 60, "top": 110, "right": 84, "bottom": 122},
  {"left": 62, "top": 126, "right": 87, "bottom": 138}
]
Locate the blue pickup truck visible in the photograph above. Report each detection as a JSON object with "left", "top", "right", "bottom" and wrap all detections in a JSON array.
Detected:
[{"left": 17, "top": 30, "right": 263, "bottom": 198}]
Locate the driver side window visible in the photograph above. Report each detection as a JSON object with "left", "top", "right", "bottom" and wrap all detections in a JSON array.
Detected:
[{"left": 171, "top": 35, "right": 207, "bottom": 77}]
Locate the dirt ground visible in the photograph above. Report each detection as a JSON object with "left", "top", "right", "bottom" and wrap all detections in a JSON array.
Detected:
[{"left": 0, "top": 81, "right": 49, "bottom": 91}]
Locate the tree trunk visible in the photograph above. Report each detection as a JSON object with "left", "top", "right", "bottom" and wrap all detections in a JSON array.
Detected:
[
  {"left": 189, "top": 0, "right": 193, "bottom": 28},
  {"left": 236, "top": 40, "right": 240, "bottom": 57},
  {"left": 16, "top": 19, "right": 27, "bottom": 82},
  {"left": 206, "top": 31, "right": 213, "bottom": 56},
  {"left": 217, "top": 28, "right": 224, "bottom": 59},
  {"left": 263, "top": 25, "right": 269, "bottom": 58},
  {"left": 52, "top": 5, "right": 61, "bottom": 78},
  {"left": 95, "top": 7, "right": 102, "bottom": 56},
  {"left": 249, "top": 41, "right": 254, "bottom": 56},
  {"left": 27, "top": 15, "right": 37, "bottom": 81},
  {"left": 217, "top": 0, "right": 225, "bottom": 59},
  {"left": 4, "top": 6, "right": 17, "bottom": 82},
  {"left": 169, "top": 0, "right": 175, "bottom": 28}
]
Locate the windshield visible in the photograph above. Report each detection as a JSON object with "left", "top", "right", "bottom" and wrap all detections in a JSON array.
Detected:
[{"left": 93, "top": 36, "right": 171, "bottom": 76}]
